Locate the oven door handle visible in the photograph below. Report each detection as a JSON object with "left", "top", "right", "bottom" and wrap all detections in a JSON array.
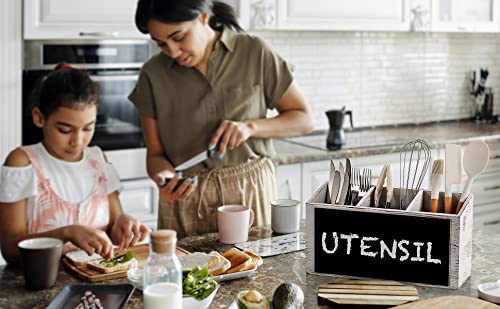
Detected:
[
  {"left": 90, "top": 75, "right": 138, "bottom": 82},
  {"left": 79, "top": 31, "right": 120, "bottom": 37}
]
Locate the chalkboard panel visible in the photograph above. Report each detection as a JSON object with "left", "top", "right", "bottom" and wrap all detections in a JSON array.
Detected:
[{"left": 314, "top": 207, "right": 451, "bottom": 286}]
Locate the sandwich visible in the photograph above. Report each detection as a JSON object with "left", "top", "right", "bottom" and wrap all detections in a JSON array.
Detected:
[
  {"left": 86, "top": 251, "right": 136, "bottom": 274},
  {"left": 65, "top": 250, "right": 102, "bottom": 266}
]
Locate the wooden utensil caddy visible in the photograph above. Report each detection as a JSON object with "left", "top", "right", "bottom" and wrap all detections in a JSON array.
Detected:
[{"left": 306, "top": 182, "right": 473, "bottom": 289}]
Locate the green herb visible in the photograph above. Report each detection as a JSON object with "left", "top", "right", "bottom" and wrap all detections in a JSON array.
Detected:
[
  {"left": 182, "top": 266, "right": 218, "bottom": 301},
  {"left": 99, "top": 251, "right": 134, "bottom": 267}
]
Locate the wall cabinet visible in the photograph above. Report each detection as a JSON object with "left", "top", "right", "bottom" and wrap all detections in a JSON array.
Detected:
[
  {"left": 120, "top": 178, "right": 159, "bottom": 230},
  {"left": 431, "top": 0, "right": 499, "bottom": 32},
  {"left": 276, "top": 0, "right": 411, "bottom": 31},
  {"left": 24, "top": 0, "right": 146, "bottom": 39}
]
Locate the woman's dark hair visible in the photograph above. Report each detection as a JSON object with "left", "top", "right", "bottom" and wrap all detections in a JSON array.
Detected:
[
  {"left": 32, "top": 64, "right": 99, "bottom": 117},
  {"left": 135, "top": 0, "right": 242, "bottom": 34}
]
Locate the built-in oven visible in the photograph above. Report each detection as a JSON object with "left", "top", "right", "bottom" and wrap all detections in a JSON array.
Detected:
[{"left": 22, "top": 40, "right": 152, "bottom": 180}]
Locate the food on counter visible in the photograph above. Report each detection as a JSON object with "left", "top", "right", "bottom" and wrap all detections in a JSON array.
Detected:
[
  {"left": 74, "top": 290, "right": 103, "bottom": 309},
  {"left": 223, "top": 248, "right": 252, "bottom": 273},
  {"left": 237, "top": 290, "right": 270, "bottom": 309},
  {"left": 272, "top": 283, "right": 304, "bottom": 309},
  {"left": 65, "top": 250, "right": 102, "bottom": 266},
  {"left": 206, "top": 251, "right": 231, "bottom": 276},
  {"left": 87, "top": 251, "right": 136, "bottom": 274},
  {"left": 179, "top": 251, "right": 218, "bottom": 270},
  {"left": 182, "top": 266, "right": 218, "bottom": 301},
  {"left": 243, "top": 250, "right": 263, "bottom": 267}
]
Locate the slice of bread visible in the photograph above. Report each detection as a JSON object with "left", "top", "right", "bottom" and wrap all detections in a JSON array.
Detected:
[
  {"left": 65, "top": 250, "right": 102, "bottom": 266},
  {"left": 179, "top": 252, "right": 218, "bottom": 270},
  {"left": 243, "top": 250, "right": 263, "bottom": 267},
  {"left": 222, "top": 248, "right": 251, "bottom": 268},
  {"left": 208, "top": 251, "right": 231, "bottom": 276},
  {"left": 87, "top": 258, "right": 136, "bottom": 274}
]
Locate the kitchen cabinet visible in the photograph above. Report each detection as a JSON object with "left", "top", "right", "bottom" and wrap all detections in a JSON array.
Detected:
[
  {"left": 431, "top": 0, "right": 500, "bottom": 32},
  {"left": 120, "top": 178, "right": 159, "bottom": 230},
  {"left": 24, "top": 0, "right": 145, "bottom": 39},
  {"left": 218, "top": 0, "right": 251, "bottom": 30},
  {"left": 276, "top": 0, "right": 411, "bottom": 31}
]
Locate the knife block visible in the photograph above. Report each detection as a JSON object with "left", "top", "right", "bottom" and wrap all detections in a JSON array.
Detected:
[{"left": 305, "top": 182, "right": 473, "bottom": 289}]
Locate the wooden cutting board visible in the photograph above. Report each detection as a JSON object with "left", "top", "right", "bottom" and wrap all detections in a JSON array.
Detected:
[
  {"left": 318, "top": 279, "right": 419, "bottom": 307},
  {"left": 393, "top": 296, "right": 499, "bottom": 309},
  {"left": 62, "top": 244, "right": 190, "bottom": 282}
]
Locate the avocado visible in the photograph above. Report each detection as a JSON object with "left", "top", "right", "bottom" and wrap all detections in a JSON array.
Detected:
[
  {"left": 272, "top": 283, "right": 304, "bottom": 309},
  {"left": 237, "top": 290, "right": 270, "bottom": 309}
]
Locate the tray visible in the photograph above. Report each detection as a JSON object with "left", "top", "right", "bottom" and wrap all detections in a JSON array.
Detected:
[
  {"left": 63, "top": 244, "right": 190, "bottom": 282},
  {"left": 46, "top": 284, "right": 134, "bottom": 309},
  {"left": 234, "top": 232, "right": 306, "bottom": 257}
]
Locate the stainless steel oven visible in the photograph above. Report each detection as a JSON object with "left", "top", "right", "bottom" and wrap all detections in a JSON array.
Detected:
[{"left": 22, "top": 40, "right": 153, "bottom": 179}]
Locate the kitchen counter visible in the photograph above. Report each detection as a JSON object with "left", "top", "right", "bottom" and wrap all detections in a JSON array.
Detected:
[
  {"left": 1, "top": 226, "right": 499, "bottom": 308},
  {"left": 272, "top": 121, "right": 500, "bottom": 164}
]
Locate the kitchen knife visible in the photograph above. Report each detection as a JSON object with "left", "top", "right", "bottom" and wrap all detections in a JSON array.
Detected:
[
  {"left": 174, "top": 145, "right": 218, "bottom": 171},
  {"left": 326, "top": 160, "right": 336, "bottom": 204},
  {"left": 445, "top": 144, "right": 462, "bottom": 214},
  {"left": 338, "top": 158, "right": 351, "bottom": 205},
  {"left": 330, "top": 170, "right": 341, "bottom": 205},
  {"left": 335, "top": 162, "right": 344, "bottom": 204}
]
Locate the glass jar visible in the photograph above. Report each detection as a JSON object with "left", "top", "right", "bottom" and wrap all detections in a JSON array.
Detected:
[{"left": 143, "top": 230, "right": 182, "bottom": 309}]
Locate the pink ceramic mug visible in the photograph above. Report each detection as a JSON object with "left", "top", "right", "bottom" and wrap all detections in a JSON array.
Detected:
[{"left": 217, "top": 205, "right": 254, "bottom": 244}]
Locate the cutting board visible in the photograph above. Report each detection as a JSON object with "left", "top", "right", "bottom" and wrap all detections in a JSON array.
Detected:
[
  {"left": 393, "top": 296, "right": 499, "bottom": 309},
  {"left": 62, "top": 244, "right": 190, "bottom": 282},
  {"left": 318, "top": 279, "right": 418, "bottom": 307}
]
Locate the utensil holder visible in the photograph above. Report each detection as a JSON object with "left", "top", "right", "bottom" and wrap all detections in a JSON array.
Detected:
[{"left": 306, "top": 182, "right": 473, "bottom": 289}]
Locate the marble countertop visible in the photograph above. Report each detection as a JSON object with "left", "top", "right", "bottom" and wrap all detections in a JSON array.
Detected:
[
  {"left": 272, "top": 121, "right": 500, "bottom": 164},
  {"left": 1, "top": 226, "right": 499, "bottom": 308}
]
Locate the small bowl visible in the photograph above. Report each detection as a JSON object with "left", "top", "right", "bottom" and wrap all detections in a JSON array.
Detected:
[
  {"left": 127, "top": 267, "right": 219, "bottom": 309},
  {"left": 478, "top": 280, "right": 500, "bottom": 304}
]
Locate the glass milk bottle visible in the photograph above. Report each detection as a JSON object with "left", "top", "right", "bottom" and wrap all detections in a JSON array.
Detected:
[{"left": 143, "top": 230, "right": 182, "bottom": 309}]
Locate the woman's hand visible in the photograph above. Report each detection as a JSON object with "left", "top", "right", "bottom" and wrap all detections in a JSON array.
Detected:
[
  {"left": 210, "top": 120, "right": 254, "bottom": 158},
  {"left": 110, "top": 213, "right": 150, "bottom": 250},
  {"left": 65, "top": 225, "right": 114, "bottom": 260},
  {"left": 155, "top": 172, "right": 199, "bottom": 202}
]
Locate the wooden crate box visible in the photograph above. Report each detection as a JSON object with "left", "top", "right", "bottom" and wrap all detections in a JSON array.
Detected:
[{"left": 305, "top": 182, "right": 473, "bottom": 289}]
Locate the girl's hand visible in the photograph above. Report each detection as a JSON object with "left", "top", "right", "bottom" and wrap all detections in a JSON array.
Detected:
[
  {"left": 67, "top": 225, "right": 114, "bottom": 260},
  {"left": 157, "top": 172, "right": 199, "bottom": 202},
  {"left": 210, "top": 120, "right": 253, "bottom": 159},
  {"left": 110, "top": 213, "right": 150, "bottom": 250}
]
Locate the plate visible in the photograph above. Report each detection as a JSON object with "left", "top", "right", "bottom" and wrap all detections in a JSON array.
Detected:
[
  {"left": 478, "top": 280, "right": 500, "bottom": 304},
  {"left": 128, "top": 266, "right": 257, "bottom": 290},
  {"left": 46, "top": 284, "right": 134, "bottom": 309}
]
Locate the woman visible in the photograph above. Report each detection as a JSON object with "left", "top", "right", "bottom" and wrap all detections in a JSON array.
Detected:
[{"left": 130, "top": 0, "right": 314, "bottom": 238}]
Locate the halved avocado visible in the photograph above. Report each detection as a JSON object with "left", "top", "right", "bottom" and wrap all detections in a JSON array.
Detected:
[{"left": 237, "top": 290, "right": 270, "bottom": 309}]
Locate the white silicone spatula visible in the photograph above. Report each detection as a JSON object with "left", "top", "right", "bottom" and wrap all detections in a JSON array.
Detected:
[
  {"left": 456, "top": 141, "right": 490, "bottom": 214},
  {"left": 445, "top": 144, "right": 462, "bottom": 214}
]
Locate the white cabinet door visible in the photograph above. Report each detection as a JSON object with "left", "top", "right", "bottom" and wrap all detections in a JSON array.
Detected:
[
  {"left": 277, "top": 0, "right": 411, "bottom": 31},
  {"left": 120, "top": 178, "right": 159, "bottom": 230},
  {"left": 431, "top": 0, "right": 499, "bottom": 32},
  {"left": 301, "top": 160, "right": 330, "bottom": 217},
  {"left": 275, "top": 163, "right": 301, "bottom": 201},
  {"left": 24, "top": 0, "right": 146, "bottom": 39}
]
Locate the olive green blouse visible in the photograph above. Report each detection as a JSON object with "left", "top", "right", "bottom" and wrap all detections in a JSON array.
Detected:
[{"left": 129, "top": 27, "right": 294, "bottom": 172}]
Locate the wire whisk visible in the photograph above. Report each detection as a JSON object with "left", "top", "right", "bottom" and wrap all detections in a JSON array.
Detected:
[{"left": 400, "top": 139, "right": 431, "bottom": 209}]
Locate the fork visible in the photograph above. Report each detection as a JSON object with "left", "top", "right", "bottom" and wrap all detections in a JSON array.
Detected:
[
  {"left": 358, "top": 168, "right": 372, "bottom": 203},
  {"left": 350, "top": 167, "right": 361, "bottom": 205}
]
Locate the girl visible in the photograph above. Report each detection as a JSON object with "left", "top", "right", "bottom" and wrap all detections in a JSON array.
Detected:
[
  {"left": 130, "top": 0, "right": 314, "bottom": 238},
  {"left": 0, "top": 64, "right": 149, "bottom": 265}
]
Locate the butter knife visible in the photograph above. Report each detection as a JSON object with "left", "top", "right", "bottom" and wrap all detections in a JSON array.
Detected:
[
  {"left": 338, "top": 158, "right": 351, "bottom": 205},
  {"left": 326, "top": 160, "right": 335, "bottom": 204}
]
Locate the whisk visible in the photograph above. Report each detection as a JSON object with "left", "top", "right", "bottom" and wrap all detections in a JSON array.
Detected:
[{"left": 400, "top": 139, "right": 431, "bottom": 209}]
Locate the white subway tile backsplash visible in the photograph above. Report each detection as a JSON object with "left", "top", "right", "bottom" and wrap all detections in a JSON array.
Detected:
[{"left": 255, "top": 30, "right": 500, "bottom": 130}]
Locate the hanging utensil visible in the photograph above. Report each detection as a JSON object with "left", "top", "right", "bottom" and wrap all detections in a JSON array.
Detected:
[
  {"left": 456, "top": 141, "right": 489, "bottom": 214},
  {"left": 400, "top": 139, "right": 431, "bottom": 210}
]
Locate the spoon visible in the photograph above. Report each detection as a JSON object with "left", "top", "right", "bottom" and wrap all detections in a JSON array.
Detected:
[{"left": 456, "top": 141, "right": 489, "bottom": 214}]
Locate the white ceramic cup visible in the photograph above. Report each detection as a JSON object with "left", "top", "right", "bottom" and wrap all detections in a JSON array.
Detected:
[
  {"left": 217, "top": 205, "right": 254, "bottom": 244},
  {"left": 271, "top": 199, "right": 301, "bottom": 234}
]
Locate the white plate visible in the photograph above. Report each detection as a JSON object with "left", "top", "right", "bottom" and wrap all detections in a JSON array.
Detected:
[
  {"left": 127, "top": 266, "right": 257, "bottom": 290},
  {"left": 478, "top": 280, "right": 500, "bottom": 304},
  {"left": 213, "top": 267, "right": 257, "bottom": 282}
]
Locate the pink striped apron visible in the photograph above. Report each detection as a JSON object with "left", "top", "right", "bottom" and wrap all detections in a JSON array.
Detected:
[{"left": 21, "top": 146, "right": 110, "bottom": 253}]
